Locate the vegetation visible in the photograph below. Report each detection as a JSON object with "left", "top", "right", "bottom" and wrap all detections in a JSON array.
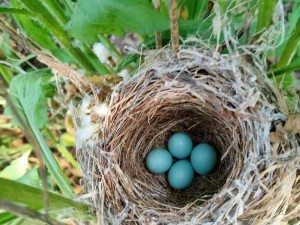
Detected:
[{"left": 0, "top": 0, "right": 299, "bottom": 224}]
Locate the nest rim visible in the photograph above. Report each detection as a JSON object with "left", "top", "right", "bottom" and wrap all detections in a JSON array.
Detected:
[{"left": 73, "top": 47, "right": 299, "bottom": 224}]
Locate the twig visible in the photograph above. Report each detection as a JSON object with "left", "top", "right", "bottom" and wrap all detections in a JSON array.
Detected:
[
  {"left": 169, "top": 0, "right": 179, "bottom": 52},
  {"left": 153, "top": 0, "right": 162, "bottom": 49}
]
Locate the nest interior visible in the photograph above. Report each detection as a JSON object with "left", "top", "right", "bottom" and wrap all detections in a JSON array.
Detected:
[
  {"left": 73, "top": 47, "right": 299, "bottom": 224},
  {"left": 105, "top": 70, "right": 242, "bottom": 209}
]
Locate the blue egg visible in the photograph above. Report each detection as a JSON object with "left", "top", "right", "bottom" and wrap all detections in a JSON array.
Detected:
[
  {"left": 168, "top": 132, "right": 193, "bottom": 159},
  {"left": 190, "top": 143, "right": 217, "bottom": 175},
  {"left": 146, "top": 148, "right": 173, "bottom": 174},
  {"left": 167, "top": 160, "right": 194, "bottom": 190}
]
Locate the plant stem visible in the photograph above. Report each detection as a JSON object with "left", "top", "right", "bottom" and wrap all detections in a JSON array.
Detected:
[
  {"left": 43, "top": 127, "right": 80, "bottom": 169},
  {"left": 169, "top": 0, "right": 179, "bottom": 52},
  {"left": 153, "top": 0, "right": 162, "bottom": 49}
]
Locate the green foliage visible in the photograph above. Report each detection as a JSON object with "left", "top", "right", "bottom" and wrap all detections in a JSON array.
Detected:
[
  {"left": 8, "top": 70, "right": 74, "bottom": 196},
  {"left": 270, "top": 58, "right": 300, "bottom": 76},
  {"left": 257, "top": 0, "right": 277, "bottom": 32},
  {"left": 0, "top": 5, "right": 109, "bottom": 74},
  {"left": 277, "top": 18, "right": 300, "bottom": 68},
  {"left": 0, "top": 178, "right": 91, "bottom": 220},
  {"left": 0, "top": 151, "right": 31, "bottom": 179},
  {"left": 1, "top": 0, "right": 300, "bottom": 224},
  {"left": 10, "top": 0, "right": 58, "bottom": 50},
  {"left": 18, "top": 167, "right": 44, "bottom": 188},
  {"left": 67, "top": 0, "right": 169, "bottom": 43},
  {"left": 0, "top": 212, "right": 17, "bottom": 224},
  {"left": 9, "top": 70, "right": 51, "bottom": 128},
  {"left": 275, "top": 1, "right": 300, "bottom": 58}
]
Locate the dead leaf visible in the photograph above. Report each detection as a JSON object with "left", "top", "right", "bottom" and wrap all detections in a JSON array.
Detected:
[
  {"left": 269, "top": 132, "right": 284, "bottom": 143},
  {"left": 283, "top": 114, "right": 300, "bottom": 134}
]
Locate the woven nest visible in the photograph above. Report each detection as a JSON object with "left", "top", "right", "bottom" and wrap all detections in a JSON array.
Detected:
[{"left": 70, "top": 40, "right": 300, "bottom": 224}]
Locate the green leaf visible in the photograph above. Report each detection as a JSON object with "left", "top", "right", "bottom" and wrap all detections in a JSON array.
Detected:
[
  {"left": 0, "top": 151, "right": 31, "bottom": 180},
  {"left": 8, "top": 217, "right": 45, "bottom": 225},
  {"left": 0, "top": 144, "right": 32, "bottom": 156},
  {"left": 18, "top": 168, "right": 42, "bottom": 188},
  {"left": 0, "top": 32, "right": 15, "bottom": 59},
  {"left": 273, "top": 73, "right": 296, "bottom": 90},
  {"left": 269, "top": 58, "right": 300, "bottom": 77},
  {"left": 144, "top": 18, "right": 214, "bottom": 49},
  {"left": 216, "top": 0, "right": 228, "bottom": 14},
  {"left": 272, "top": 73, "right": 297, "bottom": 105},
  {"left": 256, "top": 0, "right": 277, "bottom": 32},
  {"left": 277, "top": 18, "right": 300, "bottom": 68},
  {"left": 67, "top": 0, "right": 169, "bottom": 43},
  {"left": 177, "top": 0, "right": 209, "bottom": 19},
  {"left": 0, "top": 212, "right": 17, "bottom": 224},
  {"left": 60, "top": 133, "right": 75, "bottom": 147},
  {"left": 0, "top": 7, "right": 33, "bottom": 16},
  {"left": 179, "top": 19, "right": 212, "bottom": 37},
  {"left": 0, "top": 6, "right": 103, "bottom": 73},
  {"left": 0, "top": 178, "right": 92, "bottom": 220},
  {"left": 116, "top": 54, "right": 139, "bottom": 73},
  {"left": 274, "top": 2, "right": 300, "bottom": 58},
  {"left": 9, "top": 71, "right": 50, "bottom": 128},
  {"left": 57, "top": 145, "right": 80, "bottom": 170},
  {"left": 11, "top": 0, "right": 77, "bottom": 65},
  {"left": 0, "top": 64, "right": 12, "bottom": 85},
  {"left": 11, "top": 0, "right": 58, "bottom": 50},
  {"left": 192, "top": 0, "right": 209, "bottom": 19},
  {"left": 49, "top": 48, "right": 77, "bottom": 65},
  {"left": 8, "top": 71, "right": 74, "bottom": 197},
  {"left": 58, "top": 133, "right": 79, "bottom": 169},
  {"left": 40, "top": 0, "right": 69, "bottom": 26}
]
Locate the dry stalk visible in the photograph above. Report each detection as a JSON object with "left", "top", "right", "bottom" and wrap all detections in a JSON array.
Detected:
[{"left": 169, "top": 0, "right": 179, "bottom": 52}]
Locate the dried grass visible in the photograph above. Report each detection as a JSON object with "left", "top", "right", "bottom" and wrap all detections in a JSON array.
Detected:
[
  {"left": 67, "top": 2, "right": 300, "bottom": 224},
  {"left": 70, "top": 44, "right": 299, "bottom": 224}
]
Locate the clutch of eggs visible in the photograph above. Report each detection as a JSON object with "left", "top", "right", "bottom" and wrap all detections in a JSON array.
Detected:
[{"left": 146, "top": 132, "right": 218, "bottom": 190}]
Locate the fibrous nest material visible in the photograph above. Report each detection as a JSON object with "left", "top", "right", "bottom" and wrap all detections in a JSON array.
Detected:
[{"left": 70, "top": 37, "right": 299, "bottom": 224}]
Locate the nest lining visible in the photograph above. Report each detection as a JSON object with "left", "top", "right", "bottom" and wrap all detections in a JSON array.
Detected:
[
  {"left": 71, "top": 46, "right": 299, "bottom": 224},
  {"left": 105, "top": 76, "right": 242, "bottom": 207}
]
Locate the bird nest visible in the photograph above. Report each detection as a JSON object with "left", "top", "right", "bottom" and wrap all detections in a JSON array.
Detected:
[{"left": 70, "top": 41, "right": 299, "bottom": 224}]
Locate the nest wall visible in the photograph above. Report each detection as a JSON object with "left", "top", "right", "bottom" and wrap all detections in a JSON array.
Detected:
[{"left": 72, "top": 46, "right": 299, "bottom": 224}]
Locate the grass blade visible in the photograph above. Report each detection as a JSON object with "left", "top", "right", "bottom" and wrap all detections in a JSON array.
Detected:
[
  {"left": 277, "top": 18, "right": 300, "bottom": 68},
  {"left": 0, "top": 212, "right": 17, "bottom": 224},
  {"left": 0, "top": 199, "right": 63, "bottom": 225},
  {"left": 257, "top": 0, "right": 277, "bottom": 32},
  {"left": 41, "top": 0, "right": 69, "bottom": 26},
  {"left": 269, "top": 58, "right": 300, "bottom": 77},
  {"left": 0, "top": 7, "right": 109, "bottom": 74},
  {"left": 0, "top": 178, "right": 91, "bottom": 219}
]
